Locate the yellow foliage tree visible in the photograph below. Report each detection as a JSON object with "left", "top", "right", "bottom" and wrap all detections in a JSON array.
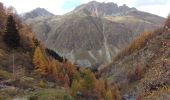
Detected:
[
  {"left": 49, "top": 59, "right": 60, "bottom": 81},
  {"left": 115, "top": 31, "right": 152, "bottom": 61},
  {"left": 73, "top": 72, "right": 81, "bottom": 82},
  {"left": 70, "top": 80, "right": 80, "bottom": 97},
  {"left": 19, "top": 25, "right": 35, "bottom": 49},
  {"left": 33, "top": 47, "right": 47, "bottom": 76},
  {"left": 105, "top": 89, "right": 113, "bottom": 100},
  {"left": 81, "top": 70, "right": 97, "bottom": 91},
  {"left": 95, "top": 79, "right": 106, "bottom": 98}
]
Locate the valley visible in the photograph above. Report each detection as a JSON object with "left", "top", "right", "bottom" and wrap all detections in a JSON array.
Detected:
[{"left": 0, "top": 1, "right": 169, "bottom": 100}]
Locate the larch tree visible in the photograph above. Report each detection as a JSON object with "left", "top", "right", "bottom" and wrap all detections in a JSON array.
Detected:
[
  {"left": 33, "top": 46, "right": 47, "bottom": 76},
  {"left": 19, "top": 25, "right": 35, "bottom": 50},
  {"left": 50, "top": 59, "right": 60, "bottom": 81},
  {"left": 64, "top": 61, "right": 77, "bottom": 79},
  {"left": 83, "top": 70, "right": 96, "bottom": 90},
  {"left": 0, "top": 3, "right": 6, "bottom": 34},
  {"left": 3, "top": 15, "right": 20, "bottom": 49},
  {"left": 95, "top": 79, "right": 106, "bottom": 98},
  {"left": 64, "top": 74, "right": 70, "bottom": 90},
  {"left": 70, "top": 80, "right": 79, "bottom": 97},
  {"left": 73, "top": 72, "right": 81, "bottom": 82},
  {"left": 105, "top": 89, "right": 113, "bottom": 100}
]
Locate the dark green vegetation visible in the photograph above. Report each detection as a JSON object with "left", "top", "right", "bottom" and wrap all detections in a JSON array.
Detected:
[{"left": 3, "top": 15, "right": 20, "bottom": 49}]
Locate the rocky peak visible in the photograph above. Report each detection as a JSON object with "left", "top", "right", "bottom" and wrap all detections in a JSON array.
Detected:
[
  {"left": 73, "top": 1, "right": 137, "bottom": 16},
  {"left": 22, "top": 8, "right": 54, "bottom": 20}
]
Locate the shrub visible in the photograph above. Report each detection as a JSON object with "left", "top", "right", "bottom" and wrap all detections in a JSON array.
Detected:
[
  {"left": 38, "top": 80, "right": 46, "bottom": 88},
  {"left": 63, "top": 94, "right": 74, "bottom": 100},
  {"left": 135, "top": 63, "right": 143, "bottom": 80},
  {"left": 127, "top": 64, "right": 143, "bottom": 83},
  {"left": 0, "top": 70, "right": 12, "bottom": 79}
]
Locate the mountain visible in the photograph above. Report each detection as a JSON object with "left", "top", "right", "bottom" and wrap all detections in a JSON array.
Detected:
[
  {"left": 99, "top": 18, "right": 170, "bottom": 99},
  {"left": 23, "top": 1, "right": 165, "bottom": 67},
  {"left": 22, "top": 8, "right": 54, "bottom": 20},
  {"left": 0, "top": 1, "right": 169, "bottom": 99},
  {"left": 73, "top": 1, "right": 137, "bottom": 16}
]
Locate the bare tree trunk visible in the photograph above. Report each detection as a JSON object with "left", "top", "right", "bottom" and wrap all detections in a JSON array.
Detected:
[{"left": 12, "top": 51, "right": 15, "bottom": 78}]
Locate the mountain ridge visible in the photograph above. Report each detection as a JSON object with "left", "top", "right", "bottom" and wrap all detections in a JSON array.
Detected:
[
  {"left": 22, "top": 1, "right": 165, "bottom": 67},
  {"left": 73, "top": 1, "right": 137, "bottom": 16}
]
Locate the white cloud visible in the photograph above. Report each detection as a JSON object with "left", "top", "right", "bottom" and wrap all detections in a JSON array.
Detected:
[
  {"left": 0, "top": 0, "right": 71, "bottom": 15},
  {"left": 0, "top": 0, "right": 169, "bottom": 17},
  {"left": 137, "top": 0, "right": 170, "bottom": 17},
  {"left": 135, "top": 0, "right": 168, "bottom": 7}
]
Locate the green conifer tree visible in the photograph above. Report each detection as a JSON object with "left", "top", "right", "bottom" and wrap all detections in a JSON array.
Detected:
[{"left": 3, "top": 15, "right": 20, "bottom": 48}]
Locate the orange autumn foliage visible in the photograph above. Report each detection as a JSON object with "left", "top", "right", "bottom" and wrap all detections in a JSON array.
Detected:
[
  {"left": 63, "top": 61, "right": 77, "bottom": 78},
  {"left": 33, "top": 47, "right": 47, "bottom": 76},
  {"left": 64, "top": 74, "right": 70, "bottom": 90}
]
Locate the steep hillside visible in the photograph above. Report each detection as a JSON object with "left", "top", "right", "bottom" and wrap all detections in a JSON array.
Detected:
[
  {"left": 100, "top": 17, "right": 170, "bottom": 99},
  {"left": 23, "top": 1, "right": 165, "bottom": 67},
  {"left": 46, "top": 15, "right": 133, "bottom": 66}
]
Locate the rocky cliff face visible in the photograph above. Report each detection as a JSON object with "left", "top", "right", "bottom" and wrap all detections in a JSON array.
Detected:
[{"left": 23, "top": 1, "right": 165, "bottom": 67}]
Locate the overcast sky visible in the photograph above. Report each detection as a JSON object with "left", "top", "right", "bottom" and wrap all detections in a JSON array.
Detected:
[{"left": 0, "top": 0, "right": 170, "bottom": 17}]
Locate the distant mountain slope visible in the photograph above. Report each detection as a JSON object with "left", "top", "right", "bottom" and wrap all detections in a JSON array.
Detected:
[
  {"left": 23, "top": 1, "right": 165, "bottom": 67},
  {"left": 100, "top": 17, "right": 170, "bottom": 99},
  {"left": 22, "top": 8, "right": 54, "bottom": 20}
]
